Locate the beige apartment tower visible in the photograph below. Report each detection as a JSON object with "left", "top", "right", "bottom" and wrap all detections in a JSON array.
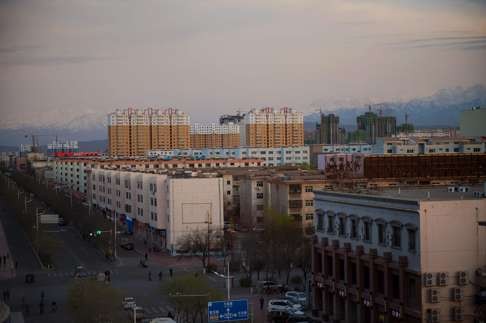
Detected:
[
  {"left": 241, "top": 107, "right": 304, "bottom": 147},
  {"left": 190, "top": 123, "right": 240, "bottom": 149},
  {"left": 108, "top": 108, "right": 190, "bottom": 157}
]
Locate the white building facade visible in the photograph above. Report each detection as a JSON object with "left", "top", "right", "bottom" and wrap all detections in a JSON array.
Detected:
[
  {"left": 147, "top": 146, "right": 310, "bottom": 167},
  {"left": 312, "top": 187, "right": 486, "bottom": 323},
  {"left": 87, "top": 168, "right": 224, "bottom": 254}
]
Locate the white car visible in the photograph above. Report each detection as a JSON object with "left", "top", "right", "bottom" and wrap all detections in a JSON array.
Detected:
[
  {"left": 267, "top": 299, "right": 303, "bottom": 313},
  {"left": 285, "top": 291, "right": 307, "bottom": 306}
]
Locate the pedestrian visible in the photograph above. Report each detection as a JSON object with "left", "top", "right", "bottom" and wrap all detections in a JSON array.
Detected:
[
  {"left": 259, "top": 296, "right": 264, "bottom": 310},
  {"left": 2, "top": 255, "right": 5, "bottom": 265},
  {"left": 51, "top": 301, "right": 57, "bottom": 313},
  {"left": 167, "top": 311, "right": 174, "bottom": 319},
  {"left": 39, "top": 302, "right": 44, "bottom": 315},
  {"left": 148, "top": 271, "right": 152, "bottom": 281},
  {"left": 169, "top": 268, "right": 173, "bottom": 278},
  {"left": 2, "top": 290, "right": 6, "bottom": 302},
  {"left": 158, "top": 271, "right": 162, "bottom": 281},
  {"left": 40, "top": 290, "right": 45, "bottom": 300},
  {"left": 5, "top": 289, "right": 9, "bottom": 302},
  {"left": 144, "top": 252, "right": 148, "bottom": 261},
  {"left": 15, "top": 261, "right": 18, "bottom": 269},
  {"left": 21, "top": 296, "right": 25, "bottom": 307}
]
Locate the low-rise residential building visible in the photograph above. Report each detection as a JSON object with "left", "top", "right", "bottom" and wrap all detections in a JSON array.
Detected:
[
  {"left": 373, "top": 137, "right": 486, "bottom": 155},
  {"left": 147, "top": 146, "right": 310, "bottom": 167},
  {"left": 52, "top": 157, "right": 263, "bottom": 195},
  {"left": 312, "top": 185, "right": 486, "bottom": 323},
  {"left": 87, "top": 168, "right": 224, "bottom": 255},
  {"left": 266, "top": 174, "right": 330, "bottom": 230}
]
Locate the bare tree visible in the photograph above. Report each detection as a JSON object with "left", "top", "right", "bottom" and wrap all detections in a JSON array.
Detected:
[{"left": 177, "top": 229, "right": 223, "bottom": 270}]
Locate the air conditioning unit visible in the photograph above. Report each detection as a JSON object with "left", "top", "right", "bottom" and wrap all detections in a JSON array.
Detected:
[
  {"left": 429, "top": 289, "right": 440, "bottom": 303},
  {"left": 427, "top": 309, "right": 440, "bottom": 323},
  {"left": 451, "top": 287, "right": 464, "bottom": 302},
  {"left": 448, "top": 186, "right": 456, "bottom": 192},
  {"left": 451, "top": 306, "right": 464, "bottom": 321},
  {"left": 437, "top": 272, "right": 449, "bottom": 286},
  {"left": 458, "top": 186, "right": 469, "bottom": 193},
  {"left": 424, "top": 273, "right": 434, "bottom": 287},
  {"left": 457, "top": 271, "right": 468, "bottom": 286}
]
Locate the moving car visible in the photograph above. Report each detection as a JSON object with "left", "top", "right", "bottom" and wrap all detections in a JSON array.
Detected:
[
  {"left": 258, "top": 280, "right": 283, "bottom": 294},
  {"left": 73, "top": 265, "right": 89, "bottom": 279},
  {"left": 285, "top": 291, "right": 307, "bottom": 307},
  {"left": 120, "top": 242, "right": 135, "bottom": 250},
  {"left": 128, "top": 306, "right": 145, "bottom": 321},
  {"left": 122, "top": 297, "right": 136, "bottom": 310}
]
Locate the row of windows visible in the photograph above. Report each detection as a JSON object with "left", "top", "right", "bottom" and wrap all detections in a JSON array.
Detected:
[{"left": 316, "top": 211, "right": 417, "bottom": 252}]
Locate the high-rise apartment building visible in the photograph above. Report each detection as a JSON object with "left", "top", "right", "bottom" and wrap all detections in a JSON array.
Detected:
[
  {"left": 316, "top": 113, "right": 344, "bottom": 145},
  {"left": 240, "top": 107, "right": 304, "bottom": 147},
  {"left": 357, "top": 110, "right": 397, "bottom": 144},
  {"left": 108, "top": 108, "right": 190, "bottom": 156},
  {"left": 190, "top": 123, "right": 240, "bottom": 149}
]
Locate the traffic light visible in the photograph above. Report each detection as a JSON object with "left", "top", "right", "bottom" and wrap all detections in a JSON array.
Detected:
[
  {"left": 96, "top": 230, "right": 102, "bottom": 236},
  {"left": 89, "top": 232, "right": 94, "bottom": 237}
]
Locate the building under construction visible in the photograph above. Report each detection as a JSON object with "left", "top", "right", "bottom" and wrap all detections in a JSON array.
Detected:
[{"left": 364, "top": 154, "right": 486, "bottom": 179}]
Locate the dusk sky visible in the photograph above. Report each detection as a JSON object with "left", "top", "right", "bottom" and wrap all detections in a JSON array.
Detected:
[{"left": 1, "top": 0, "right": 485, "bottom": 127}]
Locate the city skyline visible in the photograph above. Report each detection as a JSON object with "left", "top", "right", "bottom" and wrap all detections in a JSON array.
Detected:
[{"left": 1, "top": 0, "right": 485, "bottom": 128}]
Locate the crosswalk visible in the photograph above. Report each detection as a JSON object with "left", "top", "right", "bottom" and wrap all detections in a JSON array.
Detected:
[{"left": 45, "top": 269, "right": 119, "bottom": 278}]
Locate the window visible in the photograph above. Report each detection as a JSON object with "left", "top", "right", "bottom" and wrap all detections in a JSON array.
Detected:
[
  {"left": 256, "top": 193, "right": 263, "bottom": 199},
  {"left": 92, "top": 184, "right": 96, "bottom": 190},
  {"left": 305, "top": 200, "right": 314, "bottom": 207},
  {"left": 327, "top": 214, "right": 335, "bottom": 234},
  {"left": 150, "top": 183, "right": 157, "bottom": 193},
  {"left": 363, "top": 220, "right": 371, "bottom": 242},
  {"left": 304, "top": 186, "right": 313, "bottom": 192},
  {"left": 407, "top": 228, "right": 416, "bottom": 252},
  {"left": 392, "top": 225, "right": 401, "bottom": 248},
  {"left": 305, "top": 214, "right": 313, "bottom": 221},
  {"left": 350, "top": 218, "right": 357, "bottom": 239},
  {"left": 256, "top": 181, "right": 263, "bottom": 187},
  {"left": 338, "top": 217, "right": 346, "bottom": 236},
  {"left": 125, "top": 204, "right": 132, "bottom": 213},
  {"left": 137, "top": 181, "right": 143, "bottom": 189},
  {"left": 137, "top": 194, "right": 143, "bottom": 203},
  {"left": 227, "top": 180, "right": 231, "bottom": 185},
  {"left": 116, "top": 190, "right": 121, "bottom": 197},
  {"left": 256, "top": 204, "right": 264, "bottom": 211},
  {"left": 137, "top": 207, "right": 143, "bottom": 217},
  {"left": 317, "top": 212, "right": 324, "bottom": 231},
  {"left": 227, "top": 191, "right": 231, "bottom": 195},
  {"left": 377, "top": 222, "right": 386, "bottom": 245},
  {"left": 115, "top": 177, "right": 120, "bottom": 185},
  {"left": 126, "top": 192, "right": 131, "bottom": 199}
]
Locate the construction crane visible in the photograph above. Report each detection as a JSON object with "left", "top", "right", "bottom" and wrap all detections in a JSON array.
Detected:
[{"left": 24, "top": 134, "right": 57, "bottom": 153}]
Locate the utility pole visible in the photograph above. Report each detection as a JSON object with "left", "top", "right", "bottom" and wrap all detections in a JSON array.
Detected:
[
  {"left": 206, "top": 211, "right": 211, "bottom": 270},
  {"left": 114, "top": 212, "right": 118, "bottom": 259}
]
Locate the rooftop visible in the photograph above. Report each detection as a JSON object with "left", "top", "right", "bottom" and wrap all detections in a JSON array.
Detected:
[{"left": 316, "top": 184, "right": 486, "bottom": 202}]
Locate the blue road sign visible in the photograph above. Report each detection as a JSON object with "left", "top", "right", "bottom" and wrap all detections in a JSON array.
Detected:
[{"left": 208, "top": 299, "right": 249, "bottom": 322}]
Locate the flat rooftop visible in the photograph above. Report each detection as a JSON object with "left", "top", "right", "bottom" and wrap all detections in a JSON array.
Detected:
[{"left": 328, "top": 184, "right": 486, "bottom": 202}]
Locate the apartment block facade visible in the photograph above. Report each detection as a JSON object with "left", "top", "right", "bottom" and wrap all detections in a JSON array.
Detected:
[
  {"left": 373, "top": 137, "right": 486, "bottom": 155},
  {"left": 52, "top": 157, "right": 263, "bottom": 195},
  {"left": 147, "top": 146, "right": 310, "bottom": 167},
  {"left": 240, "top": 107, "right": 304, "bottom": 147},
  {"left": 316, "top": 114, "right": 344, "bottom": 145},
  {"left": 108, "top": 108, "right": 190, "bottom": 157},
  {"left": 312, "top": 187, "right": 486, "bottom": 323},
  {"left": 88, "top": 168, "right": 224, "bottom": 254},
  {"left": 190, "top": 123, "right": 240, "bottom": 149},
  {"left": 357, "top": 111, "right": 397, "bottom": 144}
]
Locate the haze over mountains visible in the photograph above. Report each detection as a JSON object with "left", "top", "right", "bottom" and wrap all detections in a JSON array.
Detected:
[{"left": 0, "top": 84, "right": 485, "bottom": 148}]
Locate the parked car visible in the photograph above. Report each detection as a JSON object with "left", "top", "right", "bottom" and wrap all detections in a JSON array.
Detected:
[
  {"left": 285, "top": 291, "right": 307, "bottom": 307},
  {"left": 120, "top": 242, "right": 134, "bottom": 250},
  {"left": 122, "top": 297, "right": 136, "bottom": 310},
  {"left": 267, "top": 299, "right": 303, "bottom": 313}
]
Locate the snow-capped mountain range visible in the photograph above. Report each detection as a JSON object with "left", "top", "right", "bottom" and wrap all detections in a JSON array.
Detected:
[{"left": 0, "top": 84, "right": 485, "bottom": 147}]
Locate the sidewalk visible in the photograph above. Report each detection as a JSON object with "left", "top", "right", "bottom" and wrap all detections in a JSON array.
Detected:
[{"left": 0, "top": 220, "right": 16, "bottom": 280}]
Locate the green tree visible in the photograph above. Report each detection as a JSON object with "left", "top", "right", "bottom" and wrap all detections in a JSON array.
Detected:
[
  {"left": 68, "top": 280, "right": 123, "bottom": 323},
  {"left": 164, "top": 274, "right": 223, "bottom": 323}
]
